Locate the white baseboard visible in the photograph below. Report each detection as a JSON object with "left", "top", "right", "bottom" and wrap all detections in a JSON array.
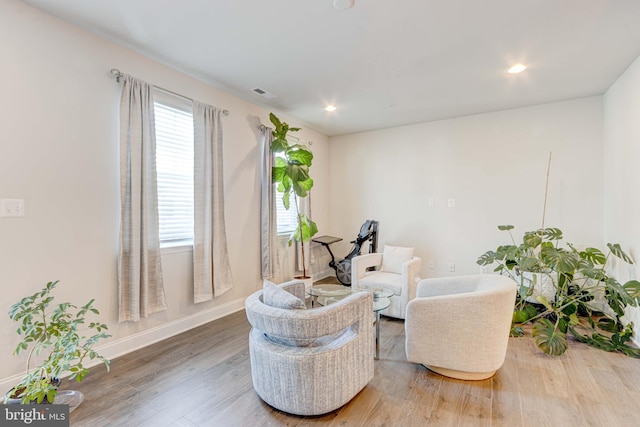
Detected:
[
  {"left": 313, "top": 267, "right": 334, "bottom": 282},
  {"left": 0, "top": 297, "right": 246, "bottom": 392}
]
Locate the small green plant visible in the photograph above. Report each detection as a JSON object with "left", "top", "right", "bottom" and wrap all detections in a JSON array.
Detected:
[
  {"left": 478, "top": 225, "right": 640, "bottom": 357},
  {"left": 7, "top": 281, "right": 111, "bottom": 404},
  {"left": 270, "top": 112, "right": 318, "bottom": 278}
]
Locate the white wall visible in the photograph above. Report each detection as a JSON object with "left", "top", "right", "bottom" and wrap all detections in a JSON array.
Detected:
[
  {"left": 0, "top": 0, "right": 329, "bottom": 384},
  {"left": 603, "top": 54, "right": 640, "bottom": 344},
  {"left": 328, "top": 98, "right": 604, "bottom": 279}
]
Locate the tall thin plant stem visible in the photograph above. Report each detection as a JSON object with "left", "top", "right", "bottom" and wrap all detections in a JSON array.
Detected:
[
  {"left": 542, "top": 152, "right": 552, "bottom": 230},
  {"left": 294, "top": 195, "right": 307, "bottom": 278}
]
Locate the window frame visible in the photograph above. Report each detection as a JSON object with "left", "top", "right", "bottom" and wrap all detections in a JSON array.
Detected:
[{"left": 153, "top": 88, "right": 195, "bottom": 248}]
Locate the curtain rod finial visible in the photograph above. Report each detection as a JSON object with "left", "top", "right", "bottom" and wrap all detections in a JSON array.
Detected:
[{"left": 110, "top": 68, "right": 123, "bottom": 82}]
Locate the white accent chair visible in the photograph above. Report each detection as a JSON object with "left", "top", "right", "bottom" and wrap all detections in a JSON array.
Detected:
[
  {"left": 245, "top": 280, "right": 374, "bottom": 416},
  {"left": 351, "top": 245, "right": 422, "bottom": 319},
  {"left": 405, "top": 274, "right": 517, "bottom": 380}
]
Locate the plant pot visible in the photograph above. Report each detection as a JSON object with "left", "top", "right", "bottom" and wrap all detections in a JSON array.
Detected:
[
  {"left": 4, "top": 377, "right": 61, "bottom": 405},
  {"left": 294, "top": 275, "right": 314, "bottom": 294},
  {"left": 3, "top": 389, "right": 84, "bottom": 412},
  {"left": 572, "top": 273, "right": 611, "bottom": 315},
  {"left": 518, "top": 271, "right": 557, "bottom": 303}
]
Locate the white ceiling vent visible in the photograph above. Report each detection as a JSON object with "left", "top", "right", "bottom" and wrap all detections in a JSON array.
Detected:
[{"left": 252, "top": 87, "right": 277, "bottom": 100}]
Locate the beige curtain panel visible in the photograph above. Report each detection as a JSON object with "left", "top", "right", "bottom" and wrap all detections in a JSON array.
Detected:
[
  {"left": 260, "top": 126, "right": 281, "bottom": 279},
  {"left": 118, "top": 74, "right": 167, "bottom": 322},
  {"left": 193, "top": 101, "right": 233, "bottom": 302}
]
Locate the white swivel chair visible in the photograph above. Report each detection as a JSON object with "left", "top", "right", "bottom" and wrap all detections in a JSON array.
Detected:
[
  {"left": 405, "top": 274, "right": 517, "bottom": 380},
  {"left": 351, "top": 245, "right": 422, "bottom": 319}
]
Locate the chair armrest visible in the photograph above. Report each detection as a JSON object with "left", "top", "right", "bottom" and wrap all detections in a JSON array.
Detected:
[
  {"left": 401, "top": 257, "right": 422, "bottom": 301},
  {"left": 246, "top": 291, "right": 373, "bottom": 339},
  {"left": 351, "top": 253, "right": 383, "bottom": 289}
]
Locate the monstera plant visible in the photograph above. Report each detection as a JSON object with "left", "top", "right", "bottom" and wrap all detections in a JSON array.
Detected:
[
  {"left": 478, "top": 225, "right": 640, "bottom": 358},
  {"left": 270, "top": 113, "right": 318, "bottom": 279}
]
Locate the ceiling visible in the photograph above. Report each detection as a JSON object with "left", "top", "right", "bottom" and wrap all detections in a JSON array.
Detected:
[{"left": 20, "top": 0, "right": 640, "bottom": 136}]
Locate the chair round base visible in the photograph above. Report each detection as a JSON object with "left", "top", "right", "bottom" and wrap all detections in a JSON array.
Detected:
[{"left": 425, "top": 365, "right": 497, "bottom": 381}]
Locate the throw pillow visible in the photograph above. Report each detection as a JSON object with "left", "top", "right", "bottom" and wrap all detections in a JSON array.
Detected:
[
  {"left": 380, "top": 245, "right": 414, "bottom": 274},
  {"left": 262, "top": 280, "right": 306, "bottom": 310}
]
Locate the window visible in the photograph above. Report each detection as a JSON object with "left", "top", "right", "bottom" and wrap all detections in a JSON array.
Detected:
[
  {"left": 154, "top": 89, "right": 194, "bottom": 246},
  {"left": 275, "top": 172, "right": 298, "bottom": 235}
]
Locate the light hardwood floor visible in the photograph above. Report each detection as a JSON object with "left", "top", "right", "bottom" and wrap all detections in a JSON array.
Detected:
[{"left": 68, "top": 285, "right": 640, "bottom": 427}]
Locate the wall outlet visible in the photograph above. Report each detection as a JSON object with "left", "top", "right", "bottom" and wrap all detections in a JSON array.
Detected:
[
  {"left": 428, "top": 260, "right": 436, "bottom": 269},
  {"left": 448, "top": 263, "right": 455, "bottom": 272},
  {"left": 0, "top": 199, "right": 25, "bottom": 217},
  {"left": 428, "top": 198, "right": 435, "bottom": 207},
  {"left": 447, "top": 198, "right": 455, "bottom": 208}
]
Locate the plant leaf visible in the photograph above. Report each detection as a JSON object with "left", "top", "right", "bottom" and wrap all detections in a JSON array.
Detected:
[
  {"left": 607, "top": 243, "right": 633, "bottom": 264},
  {"left": 542, "top": 228, "right": 563, "bottom": 241},
  {"left": 580, "top": 247, "right": 607, "bottom": 265},
  {"left": 597, "top": 317, "right": 621, "bottom": 333},
  {"left": 541, "top": 246, "right": 579, "bottom": 274},
  {"left": 623, "top": 280, "right": 640, "bottom": 303},
  {"left": 498, "top": 225, "right": 514, "bottom": 231},
  {"left": 532, "top": 318, "right": 568, "bottom": 356},
  {"left": 523, "top": 232, "right": 542, "bottom": 248},
  {"left": 286, "top": 147, "right": 313, "bottom": 166},
  {"left": 510, "top": 326, "right": 524, "bottom": 337},
  {"left": 270, "top": 137, "right": 288, "bottom": 153},
  {"left": 285, "top": 164, "right": 310, "bottom": 184},
  {"left": 605, "top": 277, "right": 635, "bottom": 307},
  {"left": 477, "top": 250, "right": 498, "bottom": 266}
]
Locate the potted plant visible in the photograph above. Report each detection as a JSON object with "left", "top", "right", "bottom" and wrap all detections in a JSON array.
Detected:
[
  {"left": 478, "top": 225, "right": 559, "bottom": 304},
  {"left": 269, "top": 112, "right": 318, "bottom": 281},
  {"left": 478, "top": 225, "right": 640, "bottom": 358},
  {"left": 4, "top": 280, "right": 110, "bottom": 405}
]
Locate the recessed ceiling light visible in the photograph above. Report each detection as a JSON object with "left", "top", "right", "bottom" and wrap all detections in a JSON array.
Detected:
[
  {"left": 508, "top": 64, "right": 527, "bottom": 74},
  {"left": 325, "top": 105, "right": 337, "bottom": 112}
]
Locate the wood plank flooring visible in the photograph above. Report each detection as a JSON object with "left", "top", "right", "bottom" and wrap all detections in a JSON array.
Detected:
[{"left": 67, "top": 283, "right": 640, "bottom": 427}]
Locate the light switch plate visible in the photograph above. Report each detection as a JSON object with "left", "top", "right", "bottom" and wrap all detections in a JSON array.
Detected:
[{"left": 1, "top": 199, "right": 25, "bottom": 217}]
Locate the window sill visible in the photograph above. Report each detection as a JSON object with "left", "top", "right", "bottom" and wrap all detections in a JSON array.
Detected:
[{"left": 161, "top": 244, "right": 193, "bottom": 255}]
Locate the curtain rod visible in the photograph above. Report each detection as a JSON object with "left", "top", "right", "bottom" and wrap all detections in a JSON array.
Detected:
[{"left": 110, "top": 68, "right": 229, "bottom": 117}]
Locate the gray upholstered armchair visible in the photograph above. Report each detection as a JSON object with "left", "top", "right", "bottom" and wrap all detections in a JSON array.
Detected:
[{"left": 245, "top": 280, "right": 374, "bottom": 416}]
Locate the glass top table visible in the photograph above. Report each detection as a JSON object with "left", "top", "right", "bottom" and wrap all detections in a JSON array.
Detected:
[
  {"left": 307, "top": 284, "right": 391, "bottom": 359},
  {"left": 308, "top": 284, "right": 393, "bottom": 301}
]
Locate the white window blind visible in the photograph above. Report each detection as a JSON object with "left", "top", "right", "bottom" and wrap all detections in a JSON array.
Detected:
[
  {"left": 154, "top": 89, "right": 194, "bottom": 246},
  {"left": 276, "top": 181, "right": 298, "bottom": 235}
]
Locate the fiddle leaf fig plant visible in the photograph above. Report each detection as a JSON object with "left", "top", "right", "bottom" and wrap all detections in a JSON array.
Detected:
[
  {"left": 270, "top": 112, "right": 318, "bottom": 278},
  {"left": 478, "top": 225, "right": 640, "bottom": 358},
  {"left": 7, "top": 280, "right": 111, "bottom": 404}
]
